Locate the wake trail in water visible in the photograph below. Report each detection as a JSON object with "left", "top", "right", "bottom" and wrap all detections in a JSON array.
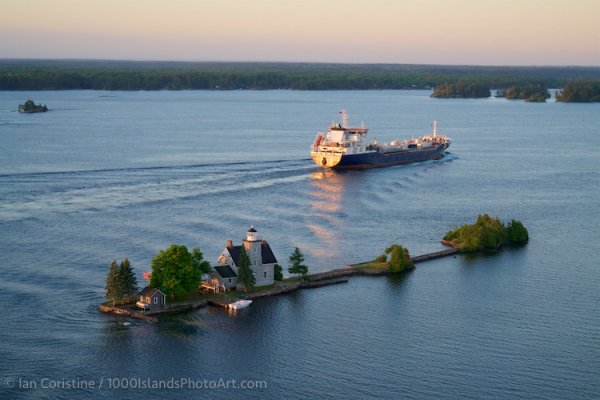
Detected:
[
  {"left": 0, "top": 159, "right": 318, "bottom": 222},
  {"left": 0, "top": 157, "right": 313, "bottom": 178}
]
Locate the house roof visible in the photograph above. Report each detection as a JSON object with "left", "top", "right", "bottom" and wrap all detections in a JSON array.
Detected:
[
  {"left": 227, "top": 241, "right": 277, "bottom": 266},
  {"left": 214, "top": 264, "right": 237, "bottom": 279},
  {"left": 261, "top": 241, "right": 278, "bottom": 264},
  {"left": 140, "top": 287, "right": 164, "bottom": 297},
  {"left": 248, "top": 226, "right": 257, "bottom": 232}
]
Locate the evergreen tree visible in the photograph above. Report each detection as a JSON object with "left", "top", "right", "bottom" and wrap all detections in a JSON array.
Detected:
[
  {"left": 105, "top": 260, "right": 121, "bottom": 306},
  {"left": 288, "top": 247, "right": 308, "bottom": 277},
  {"left": 237, "top": 246, "right": 255, "bottom": 291},
  {"left": 274, "top": 264, "right": 283, "bottom": 281},
  {"left": 118, "top": 258, "right": 138, "bottom": 303}
]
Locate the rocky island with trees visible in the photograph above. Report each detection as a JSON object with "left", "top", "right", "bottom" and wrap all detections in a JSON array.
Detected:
[
  {"left": 18, "top": 99, "right": 48, "bottom": 113},
  {"left": 556, "top": 80, "right": 600, "bottom": 102},
  {"left": 502, "top": 85, "right": 551, "bottom": 102},
  {"left": 431, "top": 81, "right": 491, "bottom": 98},
  {"left": 442, "top": 214, "right": 529, "bottom": 253}
]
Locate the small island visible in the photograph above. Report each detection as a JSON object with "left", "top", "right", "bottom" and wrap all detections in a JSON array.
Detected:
[
  {"left": 556, "top": 80, "right": 600, "bottom": 102},
  {"left": 442, "top": 214, "right": 528, "bottom": 252},
  {"left": 99, "top": 219, "right": 529, "bottom": 323},
  {"left": 431, "top": 82, "right": 491, "bottom": 98},
  {"left": 18, "top": 99, "right": 48, "bottom": 113},
  {"left": 501, "top": 85, "right": 551, "bottom": 102}
]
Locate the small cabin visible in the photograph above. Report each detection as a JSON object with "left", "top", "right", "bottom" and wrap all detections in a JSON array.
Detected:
[{"left": 139, "top": 287, "right": 166, "bottom": 308}]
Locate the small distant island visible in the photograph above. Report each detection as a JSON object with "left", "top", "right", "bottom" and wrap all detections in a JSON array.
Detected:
[
  {"left": 431, "top": 82, "right": 491, "bottom": 98},
  {"left": 501, "top": 85, "right": 551, "bottom": 102},
  {"left": 18, "top": 99, "right": 48, "bottom": 113},
  {"left": 442, "top": 214, "right": 529, "bottom": 252},
  {"left": 556, "top": 80, "right": 600, "bottom": 102}
]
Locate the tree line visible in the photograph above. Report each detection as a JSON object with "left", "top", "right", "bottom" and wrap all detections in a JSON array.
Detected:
[{"left": 2, "top": 60, "right": 599, "bottom": 92}]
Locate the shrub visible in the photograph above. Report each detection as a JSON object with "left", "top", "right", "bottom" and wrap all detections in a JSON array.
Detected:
[
  {"left": 274, "top": 264, "right": 283, "bottom": 281},
  {"left": 505, "top": 220, "right": 529, "bottom": 244},
  {"left": 385, "top": 244, "right": 415, "bottom": 273}
]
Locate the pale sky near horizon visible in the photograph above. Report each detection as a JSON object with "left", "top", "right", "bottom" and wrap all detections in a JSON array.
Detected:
[{"left": 1, "top": 0, "right": 599, "bottom": 65}]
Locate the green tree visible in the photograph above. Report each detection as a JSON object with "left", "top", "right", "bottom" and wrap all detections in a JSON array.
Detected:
[
  {"left": 105, "top": 260, "right": 122, "bottom": 306},
  {"left": 385, "top": 244, "right": 415, "bottom": 273},
  {"left": 237, "top": 246, "right": 255, "bottom": 291},
  {"left": 274, "top": 264, "right": 283, "bottom": 281},
  {"left": 150, "top": 244, "right": 210, "bottom": 299},
  {"left": 118, "top": 258, "right": 138, "bottom": 303},
  {"left": 505, "top": 219, "right": 529, "bottom": 244},
  {"left": 288, "top": 247, "right": 308, "bottom": 277}
]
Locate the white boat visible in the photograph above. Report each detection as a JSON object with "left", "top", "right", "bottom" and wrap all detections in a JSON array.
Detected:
[{"left": 228, "top": 299, "right": 252, "bottom": 309}]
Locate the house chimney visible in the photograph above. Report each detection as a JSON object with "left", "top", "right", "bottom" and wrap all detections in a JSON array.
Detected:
[{"left": 226, "top": 240, "right": 233, "bottom": 248}]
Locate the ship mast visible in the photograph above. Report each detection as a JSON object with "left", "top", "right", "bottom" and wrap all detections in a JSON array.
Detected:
[
  {"left": 432, "top": 120, "right": 437, "bottom": 138},
  {"left": 340, "top": 109, "right": 348, "bottom": 129}
]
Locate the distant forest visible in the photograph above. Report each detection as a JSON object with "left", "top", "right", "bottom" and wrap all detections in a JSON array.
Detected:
[{"left": 1, "top": 60, "right": 599, "bottom": 99}]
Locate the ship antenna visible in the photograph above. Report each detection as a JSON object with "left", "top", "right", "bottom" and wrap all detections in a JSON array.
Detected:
[
  {"left": 340, "top": 109, "right": 348, "bottom": 128},
  {"left": 433, "top": 120, "right": 437, "bottom": 138}
]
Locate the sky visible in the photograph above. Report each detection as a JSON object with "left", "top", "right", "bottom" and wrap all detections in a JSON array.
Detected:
[{"left": 1, "top": 0, "right": 599, "bottom": 66}]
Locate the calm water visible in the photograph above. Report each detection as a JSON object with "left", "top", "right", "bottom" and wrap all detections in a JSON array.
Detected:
[{"left": 0, "top": 90, "right": 598, "bottom": 399}]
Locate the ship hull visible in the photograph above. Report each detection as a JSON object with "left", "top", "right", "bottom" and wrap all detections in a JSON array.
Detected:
[{"left": 312, "top": 143, "right": 450, "bottom": 170}]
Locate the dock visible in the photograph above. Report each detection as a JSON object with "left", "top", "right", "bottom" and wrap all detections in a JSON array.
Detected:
[{"left": 411, "top": 247, "right": 459, "bottom": 263}]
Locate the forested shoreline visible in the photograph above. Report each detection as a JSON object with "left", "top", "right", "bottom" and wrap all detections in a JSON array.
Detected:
[{"left": 1, "top": 60, "right": 599, "bottom": 101}]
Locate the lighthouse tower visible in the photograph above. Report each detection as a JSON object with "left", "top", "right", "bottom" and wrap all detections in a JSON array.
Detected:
[{"left": 243, "top": 226, "right": 262, "bottom": 267}]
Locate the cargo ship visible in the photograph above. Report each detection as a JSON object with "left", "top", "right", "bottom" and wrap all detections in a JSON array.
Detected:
[{"left": 310, "top": 110, "right": 451, "bottom": 170}]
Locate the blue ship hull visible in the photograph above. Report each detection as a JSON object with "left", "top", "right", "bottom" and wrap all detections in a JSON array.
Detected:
[{"left": 332, "top": 143, "right": 449, "bottom": 170}]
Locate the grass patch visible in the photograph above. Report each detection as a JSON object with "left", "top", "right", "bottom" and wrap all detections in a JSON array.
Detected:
[{"left": 351, "top": 261, "right": 389, "bottom": 270}]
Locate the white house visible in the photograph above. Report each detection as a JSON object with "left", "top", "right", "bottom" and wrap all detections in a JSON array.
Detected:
[{"left": 211, "top": 226, "right": 278, "bottom": 289}]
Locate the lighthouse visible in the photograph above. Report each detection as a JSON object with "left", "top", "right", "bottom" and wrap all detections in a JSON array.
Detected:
[
  {"left": 243, "top": 226, "right": 262, "bottom": 267},
  {"left": 212, "top": 226, "right": 279, "bottom": 290}
]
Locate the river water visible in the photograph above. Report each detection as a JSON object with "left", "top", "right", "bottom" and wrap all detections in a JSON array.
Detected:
[{"left": 0, "top": 90, "right": 598, "bottom": 399}]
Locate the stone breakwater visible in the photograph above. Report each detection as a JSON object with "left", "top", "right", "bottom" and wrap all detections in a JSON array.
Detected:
[{"left": 98, "top": 248, "right": 460, "bottom": 321}]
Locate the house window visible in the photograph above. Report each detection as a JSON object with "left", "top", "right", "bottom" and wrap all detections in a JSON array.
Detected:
[
  {"left": 153, "top": 297, "right": 158, "bottom": 304},
  {"left": 264, "top": 271, "right": 267, "bottom": 278},
  {"left": 228, "top": 278, "right": 232, "bottom": 283}
]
